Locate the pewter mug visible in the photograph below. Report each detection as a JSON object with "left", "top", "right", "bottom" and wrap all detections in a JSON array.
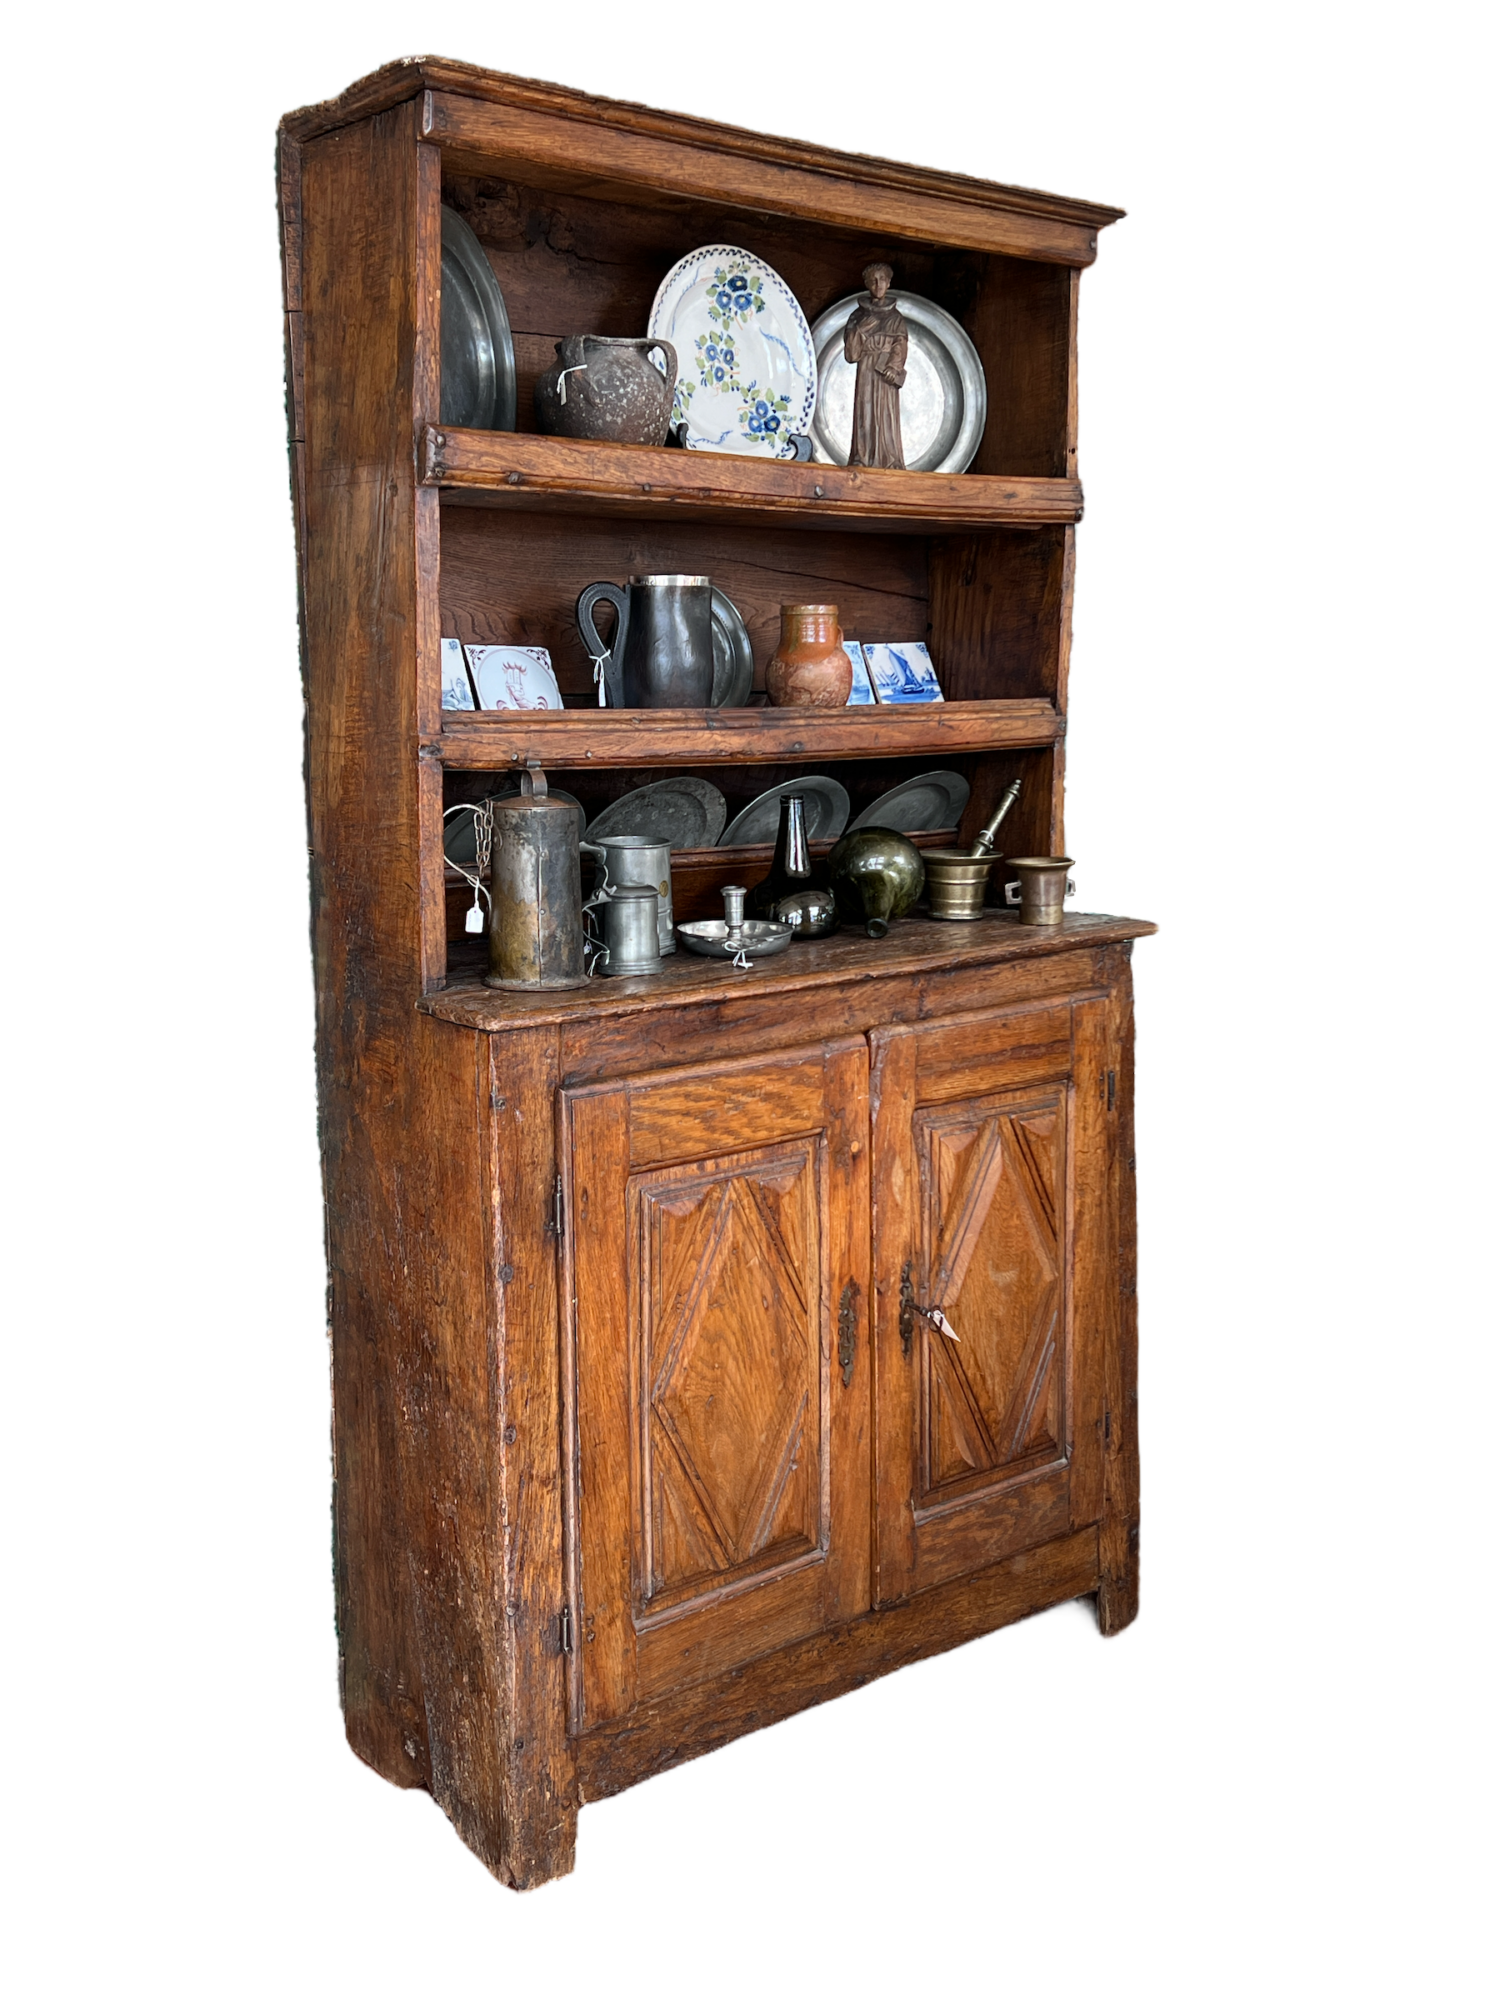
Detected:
[
  {"left": 591, "top": 885, "right": 662, "bottom": 978},
  {"left": 580, "top": 834, "right": 676, "bottom": 954},
  {"left": 576, "top": 574, "right": 715, "bottom": 709},
  {"left": 1004, "top": 856, "right": 1077, "bottom": 927}
]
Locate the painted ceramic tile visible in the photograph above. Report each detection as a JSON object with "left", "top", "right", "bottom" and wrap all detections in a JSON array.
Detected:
[
  {"left": 844, "top": 640, "right": 876, "bottom": 705},
  {"left": 440, "top": 637, "right": 476, "bottom": 710},
  {"left": 863, "top": 642, "right": 945, "bottom": 705},
  {"left": 466, "top": 645, "right": 563, "bottom": 712}
]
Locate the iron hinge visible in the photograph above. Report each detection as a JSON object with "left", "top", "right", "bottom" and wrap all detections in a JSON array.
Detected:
[
  {"left": 559, "top": 1605, "right": 573, "bottom": 1655},
  {"left": 1107, "top": 1069, "right": 1117, "bottom": 1112},
  {"left": 1104, "top": 1407, "right": 1113, "bottom": 1443},
  {"left": 554, "top": 1173, "right": 565, "bottom": 1242}
]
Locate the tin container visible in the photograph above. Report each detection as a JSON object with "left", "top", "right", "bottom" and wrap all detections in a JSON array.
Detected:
[
  {"left": 593, "top": 885, "right": 662, "bottom": 977},
  {"left": 484, "top": 765, "right": 589, "bottom": 990},
  {"left": 582, "top": 834, "right": 676, "bottom": 953}
]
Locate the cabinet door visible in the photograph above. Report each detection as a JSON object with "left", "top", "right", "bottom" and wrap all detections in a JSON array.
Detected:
[
  {"left": 869, "top": 998, "right": 1117, "bottom": 1604},
  {"left": 562, "top": 1038, "right": 870, "bottom": 1735}
]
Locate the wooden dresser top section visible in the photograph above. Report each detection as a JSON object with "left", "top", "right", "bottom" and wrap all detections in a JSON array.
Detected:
[
  {"left": 421, "top": 911, "right": 1156, "bottom": 1036},
  {"left": 279, "top": 57, "right": 1125, "bottom": 266}
]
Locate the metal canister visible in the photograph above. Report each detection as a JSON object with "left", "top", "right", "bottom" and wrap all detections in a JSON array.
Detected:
[
  {"left": 594, "top": 885, "right": 662, "bottom": 977},
  {"left": 484, "top": 763, "right": 589, "bottom": 990}
]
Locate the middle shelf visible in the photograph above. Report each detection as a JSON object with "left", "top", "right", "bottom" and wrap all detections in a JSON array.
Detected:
[
  {"left": 435, "top": 699, "right": 1063, "bottom": 769},
  {"left": 424, "top": 428, "right": 1084, "bottom": 533}
]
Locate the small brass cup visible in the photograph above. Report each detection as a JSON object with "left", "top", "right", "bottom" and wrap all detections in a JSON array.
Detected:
[
  {"left": 922, "top": 849, "right": 997, "bottom": 921},
  {"left": 1003, "top": 856, "right": 1076, "bottom": 926}
]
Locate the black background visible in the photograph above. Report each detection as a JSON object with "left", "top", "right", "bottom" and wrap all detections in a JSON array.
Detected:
[{"left": 247, "top": 31, "right": 1232, "bottom": 1936}]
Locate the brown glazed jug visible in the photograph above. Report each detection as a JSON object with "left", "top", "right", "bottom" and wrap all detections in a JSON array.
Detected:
[{"left": 765, "top": 603, "right": 851, "bottom": 708}]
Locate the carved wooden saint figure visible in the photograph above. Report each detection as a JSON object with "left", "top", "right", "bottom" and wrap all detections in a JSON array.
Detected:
[{"left": 843, "top": 262, "right": 909, "bottom": 470}]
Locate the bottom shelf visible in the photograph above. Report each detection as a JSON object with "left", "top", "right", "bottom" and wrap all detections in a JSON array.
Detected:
[{"left": 426, "top": 910, "right": 1157, "bottom": 1035}]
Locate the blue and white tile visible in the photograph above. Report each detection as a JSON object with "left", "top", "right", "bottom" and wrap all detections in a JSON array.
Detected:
[
  {"left": 844, "top": 641, "right": 876, "bottom": 705},
  {"left": 863, "top": 642, "right": 944, "bottom": 704},
  {"left": 440, "top": 637, "right": 476, "bottom": 709}
]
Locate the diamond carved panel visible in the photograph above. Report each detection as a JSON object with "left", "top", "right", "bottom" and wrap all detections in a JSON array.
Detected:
[
  {"left": 915, "top": 1095, "right": 1066, "bottom": 1502},
  {"left": 633, "top": 1143, "right": 821, "bottom": 1613}
]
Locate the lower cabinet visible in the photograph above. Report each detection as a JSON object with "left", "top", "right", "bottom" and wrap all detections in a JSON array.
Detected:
[{"left": 561, "top": 992, "right": 1123, "bottom": 1740}]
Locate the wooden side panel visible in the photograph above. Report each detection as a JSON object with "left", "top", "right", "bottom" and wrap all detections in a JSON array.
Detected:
[
  {"left": 968, "top": 258, "right": 1074, "bottom": 479},
  {"left": 485, "top": 1026, "right": 576, "bottom": 1880},
  {"left": 296, "top": 107, "right": 581, "bottom": 1885},
  {"left": 1097, "top": 953, "right": 1141, "bottom": 1633},
  {"left": 562, "top": 1087, "right": 635, "bottom": 1724},
  {"left": 298, "top": 101, "right": 431, "bottom": 1788},
  {"left": 928, "top": 527, "right": 1070, "bottom": 703}
]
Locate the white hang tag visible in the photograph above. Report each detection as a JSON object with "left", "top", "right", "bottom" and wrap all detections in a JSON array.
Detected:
[
  {"left": 465, "top": 902, "right": 485, "bottom": 934},
  {"left": 928, "top": 1307, "right": 960, "bottom": 1342}
]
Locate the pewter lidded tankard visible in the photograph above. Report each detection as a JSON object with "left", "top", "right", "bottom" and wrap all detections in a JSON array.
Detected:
[{"left": 576, "top": 574, "right": 715, "bottom": 708}]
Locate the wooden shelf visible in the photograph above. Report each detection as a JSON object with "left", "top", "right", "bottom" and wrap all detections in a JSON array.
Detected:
[
  {"left": 424, "top": 910, "right": 1158, "bottom": 1032},
  {"left": 423, "top": 429, "right": 1083, "bottom": 534},
  {"left": 435, "top": 700, "right": 1064, "bottom": 770}
]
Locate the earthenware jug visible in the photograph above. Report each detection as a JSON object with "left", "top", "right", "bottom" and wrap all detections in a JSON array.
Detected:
[
  {"left": 576, "top": 574, "right": 715, "bottom": 709},
  {"left": 535, "top": 335, "right": 677, "bottom": 445},
  {"left": 828, "top": 826, "right": 926, "bottom": 938},
  {"left": 765, "top": 603, "right": 851, "bottom": 708}
]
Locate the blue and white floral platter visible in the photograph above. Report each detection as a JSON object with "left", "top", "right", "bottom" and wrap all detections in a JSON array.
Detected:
[{"left": 649, "top": 245, "right": 816, "bottom": 458}]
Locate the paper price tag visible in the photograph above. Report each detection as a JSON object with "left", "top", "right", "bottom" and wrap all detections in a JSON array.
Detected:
[
  {"left": 465, "top": 904, "right": 485, "bottom": 934},
  {"left": 927, "top": 1307, "right": 960, "bottom": 1342}
]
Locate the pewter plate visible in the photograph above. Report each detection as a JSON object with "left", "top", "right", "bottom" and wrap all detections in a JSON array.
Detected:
[
  {"left": 719, "top": 776, "right": 851, "bottom": 847},
  {"left": 847, "top": 770, "right": 971, "bottom": 835},
  {"left": 808, "top": 291, "right": 986, "bottom": 475},
  {"left": 711, "top": 587, "right": 755, "bottom": 707},
  {"left": 444, "top": 783, "right": 585, "bottom": 864},
  {"left": 440, "top": 208, "right": 517, "bottom": 431},
  {"left": 585, "top": 777, "right": 727, "bottom": 849}
]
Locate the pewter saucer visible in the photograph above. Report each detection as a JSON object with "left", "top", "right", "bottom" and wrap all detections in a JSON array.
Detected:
[{"left": 675, "top": 919, "right": 794, "bottom": 959}]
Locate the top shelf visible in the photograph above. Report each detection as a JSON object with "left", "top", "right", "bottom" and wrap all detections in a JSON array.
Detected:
[{"left": 423, "top": 429, "right": 1084, "bottom": 535}]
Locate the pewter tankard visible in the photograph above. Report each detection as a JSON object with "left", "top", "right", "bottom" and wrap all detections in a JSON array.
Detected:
[{"left": 576, "top": 574, "right": 715, "bottom": 708}]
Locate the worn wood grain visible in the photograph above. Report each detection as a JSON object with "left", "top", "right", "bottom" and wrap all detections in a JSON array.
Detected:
[
  {"left": 1096, "top": 954, "right": 1141, "bottom": 1634},
  {"left": 438, "top": 502, "right": 928, "bottom": 702},
  {"left": 870, "top": 999, "right": 1099, "bottom": 1604},
  {"left": 552, "top": 948, "right": 1121, "bottom": 1089},
  {"left": 281, "top": 59, "right": 1124, "bottom": 253},
  {"left": 563, "top": 1042, "right": 870, "bottom": 1736},
  {"left": 423, "top": 913, "right": 1155, "bottom": 1034},
  {"left": 426, "top": 428, "right": 1084, "bottom": 531},
  {"left": 437, "top": 701, "right": 1064, "bottom": 771},
  {"left": 422, "top": 90, "right": 1110, "bottom": 266},
  {"left": 297, "top": 100, "right": 432, "bottom": 1794},
  {"left": 575, "top": 1526, "right": 1100, "bottom": 1799}
]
